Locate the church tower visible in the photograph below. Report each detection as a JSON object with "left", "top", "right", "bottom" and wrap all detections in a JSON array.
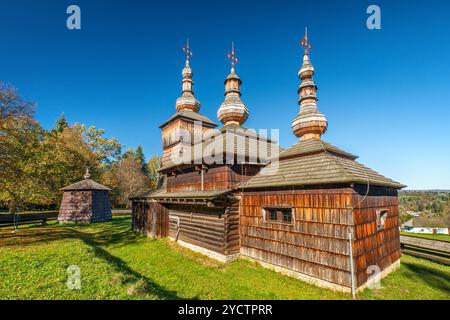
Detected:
[
  {"left": 292, "top": 29, "right": 328, "bottom": 140},
  {"left": 160, "top": 40, "right": 217, "bottom": 165},
  {"left": 217, "top": 42, "right": 249, "bottom": 127}
]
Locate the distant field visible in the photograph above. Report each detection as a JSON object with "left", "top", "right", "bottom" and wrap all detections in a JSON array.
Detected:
[
  {"left": 0, "top": 217, "right": 449, "bottom": 300},
  {"left": 401, "top": 231, "right": 450, "bottom": 243}
]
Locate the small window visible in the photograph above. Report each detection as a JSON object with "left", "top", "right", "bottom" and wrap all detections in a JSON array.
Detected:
[
  {"left": 269, "top": 210, "right": 278, "bottom": 221},
  {"left": 264, "top": 208, "right": 293, "bottom": 224},
  {"left": 282, "top": 210, "right": 292, "bottom": 223},
  {"left": 376, "top": 209, "right": 389, "bottom": 231}
]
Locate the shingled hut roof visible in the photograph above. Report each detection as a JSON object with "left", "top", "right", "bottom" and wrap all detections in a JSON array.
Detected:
[
  {"left": 59, "top": 179, "right": 111, "bottom": 191},
  {"left": 240, "top": 139, "right": 406, "bottom": 190}
]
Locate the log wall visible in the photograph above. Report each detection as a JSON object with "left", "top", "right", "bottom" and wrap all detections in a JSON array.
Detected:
[{"left": 168, "top": 205, "right": 226, "bottom": 254}]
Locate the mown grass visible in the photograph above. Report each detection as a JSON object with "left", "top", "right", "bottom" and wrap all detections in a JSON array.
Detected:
[
  {"left": 401, "top": 231, "right": 450, "bottom": 243},
  {"left": 0, "top": 217, "right": 448, "bottom": 300}
]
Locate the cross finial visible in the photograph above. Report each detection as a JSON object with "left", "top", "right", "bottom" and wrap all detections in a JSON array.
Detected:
[
  {"left": 84, "top": 168, "right": 91, "bottom": 180},
  {"left": 182, "top": 39, "right": 193, "bottom": 63},
  {"left": 227, "top": 41, "right": 239, "bottom": 69},
  {"left": 300, "top": 27, "right": 312, "bottom": 55}
]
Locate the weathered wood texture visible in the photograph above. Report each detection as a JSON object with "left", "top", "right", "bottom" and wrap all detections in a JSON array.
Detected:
[
  {"left": 132, "top": 201, "right": 169, "bottom": 238},
  {"left": 240, "top": 187, "right": 355, "bottom": 287},
  {"left": 58, "top": 190, "right": 112, "bottom": 224},
  {"left": 161, "top": 118, "right": 214, "bottom": 164},
  {"left": 91, "top": 191, "right": 113, "bottom": 222},
  {"left": 224, "top": 199, "right": 240, "bottom": 255},
  {"left": 167, "top": 164, "right": 260, "bottom": 192},
  {"left": 168, "top": 205, "right": 226, "bottom": 253},
  {"left": 351, "top": 186, "right": 401, "bottom": 287},
  {"left": 400, "top": 235, "right": 450, "bottom": 254},
  {"left": 164, "top": 203, "right": 238, "bottom": 255},
  {"left": 240, "top": 185, "right": 401, "bottom": 289}
]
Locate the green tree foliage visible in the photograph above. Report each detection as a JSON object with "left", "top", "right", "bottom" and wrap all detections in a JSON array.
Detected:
[
  {"left": 52, "top": 113, "right": 69, "bottom": 134},
  {"left": 0, "top": 81, "right": 168, "bottom": 212},
  {"left": 147, "top": 155, "right": 161, "bottom": 188},
  {"left": 399, "top": 191, "right": 450, "bottom": 224},
  {"left": 135, "top": 145, "right": 147, "bottom": 175},
  {"left": 0, "top": 83, "right": 47, "bottom": 212},
  {"left": 102, "top": 155, "right": 149, "bottom": 208},
  {"left": 121, "top": 147, "right": 136, "bottom": 160},
  {"left": 73, "top": 124, "right": 122, "bottom": 167},
  {"left": 0, "top": 83, "right": 123, "bottom": 211}
]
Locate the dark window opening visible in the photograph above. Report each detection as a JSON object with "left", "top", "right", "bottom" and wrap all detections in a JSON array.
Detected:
[
  {"left": 376, "top": 209, "right": 389, "bottom": 231},
  {"left": 264, "top": 208, "right": 293, "bottom": 224}
]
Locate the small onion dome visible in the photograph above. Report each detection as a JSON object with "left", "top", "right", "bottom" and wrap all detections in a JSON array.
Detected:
[
  {"left": 292, "top": 109, "right": 328, "bottom": 140},
  {"left": 298, "top": 54, "right": 315, "bottom": 80},
  {"left": 176, "top": 59, "right": 201, "bottom": 112},
  {"left": 217, "top": 67, "right": 249, "bottom": 126}
]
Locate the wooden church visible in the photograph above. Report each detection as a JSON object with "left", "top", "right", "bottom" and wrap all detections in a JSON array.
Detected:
[{"left": 131, "top": 33, "right": 405, "bottom": 293}]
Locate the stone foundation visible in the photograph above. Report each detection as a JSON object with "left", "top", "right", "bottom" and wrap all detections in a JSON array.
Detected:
[
  {"left": 169, "top": 237, "right": 240, "bottom": 263},
  {"left": 168, "top": 235, "right": 401, "bottom": 293}
]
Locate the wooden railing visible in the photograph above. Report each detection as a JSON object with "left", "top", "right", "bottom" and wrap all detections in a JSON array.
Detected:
[
  {"left": 0, "top": 212, "right": 58, "bottom": 227},
  {"left": 0, "top": 210, "right": 131, "bottom": 228},
  {"left": 400, "top": 235, "right": 450, "bottom": 265}
]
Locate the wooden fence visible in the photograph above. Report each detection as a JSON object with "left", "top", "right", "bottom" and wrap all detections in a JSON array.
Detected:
[
  {"left": 0, "top": 212, "right": 59, "bottom": 227},
  {"left": 0, "top": 210, "right": 131, "bottom": 228},
  {"left": 400, "top": 235, "right": 450, "bottom": 265}
]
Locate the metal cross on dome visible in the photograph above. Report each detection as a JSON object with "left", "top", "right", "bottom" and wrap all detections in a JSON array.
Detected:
[
  {"left": 182, "top": 39, "right": 193, "bottom": 61},
  {"left": 301, "top": 27, "right": 312, "bottom": 54},
  {"left": 227, "top": 42, "right": 239, "bottom": 67}
]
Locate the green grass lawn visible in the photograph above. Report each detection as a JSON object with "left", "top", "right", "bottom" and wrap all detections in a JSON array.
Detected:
[
  {"left": 0, "top": 217, "right": 449, "bottom": 300},
  {"left": 401, "top": 231, "right": 450, "bottom": 243}
]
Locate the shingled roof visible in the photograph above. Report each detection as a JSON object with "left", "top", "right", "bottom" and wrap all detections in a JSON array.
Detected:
[
  {"left": 159, "top": 124, "right": 280, "bottom": 171},
  {"left": 148, "top": 189, "right": 232, "bottom": 200},
  {"left": 60, "top": 179, "right": 111, "bottom": 191},
  {"left": 279, "top": 138, "right": 357, "bottom": 160},
  {"left": 240, "top": 140, "right": 405, "bottom": 189},
  {"left": 159, "top": 109, "right": 217, "bottom": 128}
]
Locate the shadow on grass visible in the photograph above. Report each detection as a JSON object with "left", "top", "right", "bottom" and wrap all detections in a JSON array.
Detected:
[
  {"left": 0, "top": 217, "right": 138, "bottom": 248},
  {"left": 70, "top": 228, "right": 180, "bottom": 300},
  {"left": 402, "top": 261, "right": 450, "bottom": 294},
  {"left": 0, "top": 217, "right": 180, "bottom": 300}
]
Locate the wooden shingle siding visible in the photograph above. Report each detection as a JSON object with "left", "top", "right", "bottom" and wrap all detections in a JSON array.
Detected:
[
  {"left": 58, "top": 190, "right": 93, "bottom": 223},
  {"left": 351, "top": 185, "right": 401, "bottom": 287},
  {"left": 167, "top": 164, "right": 261, "bottom": 192},
  {"left": 91, "top": 190, "right": 112, "bottom": 222},
  {"left": 240, "top": 187, "right": 355, "bottom": 288}
]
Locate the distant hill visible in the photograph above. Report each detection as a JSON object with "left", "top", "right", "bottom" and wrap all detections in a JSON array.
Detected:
[{"left": 399, "top": 191, "right": 450, "bottom": 224}]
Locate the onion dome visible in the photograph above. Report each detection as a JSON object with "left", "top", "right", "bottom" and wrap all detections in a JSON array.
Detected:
[
  {"left": 217, "top": 42, "right": 249, "bottom": 126},
  {"left": 292, "top": 28, "right": 328, "bottom": 140},
  {"left": 176, "top": 40, "right": 201, "bottom": 112}
]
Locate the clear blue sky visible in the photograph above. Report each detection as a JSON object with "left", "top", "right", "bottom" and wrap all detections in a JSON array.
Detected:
[{"left": 1, "top": 0, "right": 449, "bottom": 190}]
